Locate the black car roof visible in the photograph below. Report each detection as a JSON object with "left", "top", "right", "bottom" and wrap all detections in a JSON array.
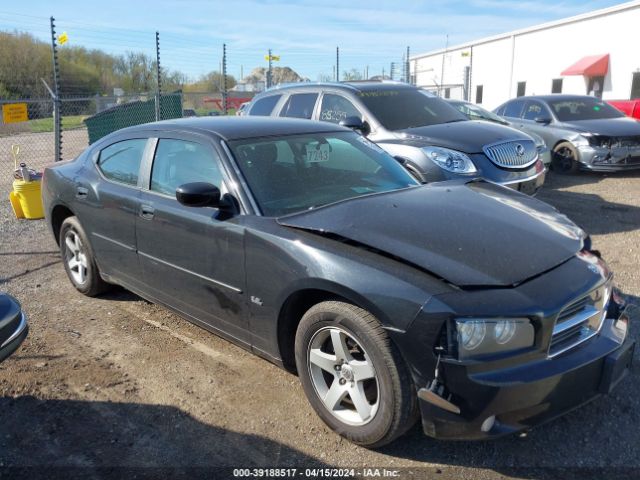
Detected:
[{"left": 112, "top": 116, "right": 348, "bottom": 141}]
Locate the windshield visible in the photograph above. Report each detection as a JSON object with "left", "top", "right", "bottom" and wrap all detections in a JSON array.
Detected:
[
  {"left": 229, "top": 131, "right": 418, "bottom": 216},
  {"left": 452, "top": 101, "right": 508, "bottom": 125},
  {"left": 548, "top": 98, "right": 625, "bottom": 121},
  {"left": 357, "top": 89, "right": 468, "bottom": 131}
]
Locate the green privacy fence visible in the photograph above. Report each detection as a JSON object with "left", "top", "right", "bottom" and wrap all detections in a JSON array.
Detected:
[{"left": 84, "top": 93, "right": 183, "bottom": 145}]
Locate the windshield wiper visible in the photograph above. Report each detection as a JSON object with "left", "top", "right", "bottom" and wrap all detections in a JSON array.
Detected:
[{"left": 442, "top": 119, "right": 467, "bottom": 124}]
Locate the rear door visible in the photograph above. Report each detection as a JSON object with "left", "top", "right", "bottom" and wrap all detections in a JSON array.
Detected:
[
  {"left": 81, "top": 136, "right": 152, "bottom": 288},
  {"left": 135, "top": 132, "right": 249, "bottom": 341}
]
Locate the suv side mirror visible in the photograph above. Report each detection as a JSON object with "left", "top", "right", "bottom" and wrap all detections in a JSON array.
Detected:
[
  {"left": 534, "top": 116, "right": 552, "bottom": 125},
  {"left": 176, "top": 182, "right": 223, "bottom": 208},
  {"left": 339, "top": 116, "right": 371, "bottom": 136}
]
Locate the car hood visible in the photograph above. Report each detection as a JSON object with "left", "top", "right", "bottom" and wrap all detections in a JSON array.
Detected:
[
  {"left": 558, "top": 117, "right": 640, "bottom": 136},
  {"left": 278, "top": 181, "right": 585, "bottom": 287},
  {"left": 396, "top": 121, "right": 531, "bottom": 154}
]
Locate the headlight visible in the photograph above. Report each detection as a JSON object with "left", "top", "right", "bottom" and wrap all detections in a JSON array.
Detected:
[
  {"left": 421, "top": 146, "right": 477, "bottom": 174},
  {"left": 455, "top": 318, "right": 534, "bottom": 360}
]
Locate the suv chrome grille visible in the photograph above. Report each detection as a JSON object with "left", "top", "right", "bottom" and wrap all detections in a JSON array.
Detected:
[
  {"left": 483, "top": 139, "right": 538, "bottom": 169},
  {"left": 548, "top": 284, "right": 610, "bottom": 358}
]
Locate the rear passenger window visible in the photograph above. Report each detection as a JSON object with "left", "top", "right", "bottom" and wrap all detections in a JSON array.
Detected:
[
  {"left": 249, "top": 95, "right": 281, "bottom": 116},
  {"left": 279, "top": 93, "right": 318, "bottom": 119},
  {"left": 150, "top": 139, "right": 223, "bottom": 196},
  {"left": 502, "top": 100, "right": 526, "bottom": 118},
  {"left": 97, "top": 139, "right": 147, "bottom": 186},
  {"left": 319, "top": 94, "right": 361, "bottom": 123}
]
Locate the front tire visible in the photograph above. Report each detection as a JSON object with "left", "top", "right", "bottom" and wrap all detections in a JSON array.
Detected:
[
  {"left": 294, "top": 301, "right": 418, "bottom": 448},
  {"left": 552, "top": 141, "right": 580, "bottom": 174},
  {"left": 59, "top": 216, "right": 109, "bottom": 296}
]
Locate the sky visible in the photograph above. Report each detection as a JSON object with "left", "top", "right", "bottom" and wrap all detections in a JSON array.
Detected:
[{"left": 0, "top": 0, "right": 629, "bottom": 82}]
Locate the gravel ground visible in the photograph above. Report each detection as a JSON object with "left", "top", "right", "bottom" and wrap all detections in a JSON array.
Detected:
[{"left": 0, "top": 163, "right": 638, "bottom": 479}]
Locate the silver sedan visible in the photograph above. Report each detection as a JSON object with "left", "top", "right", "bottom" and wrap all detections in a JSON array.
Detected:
[{"left": 495, "top": 95, "right": 640, "bottom": 173}]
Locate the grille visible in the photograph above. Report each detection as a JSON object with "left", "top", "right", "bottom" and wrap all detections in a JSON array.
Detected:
[
  {"left": 548, "top": 285, "right": 610, "bottom": 358},
  {"left": 483, "top": 139, "right": 538, "bottom": 169}
]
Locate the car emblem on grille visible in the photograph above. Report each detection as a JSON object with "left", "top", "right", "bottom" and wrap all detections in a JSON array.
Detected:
[{"left": 515, "top": 144, "right": 525, "bottom": 157}]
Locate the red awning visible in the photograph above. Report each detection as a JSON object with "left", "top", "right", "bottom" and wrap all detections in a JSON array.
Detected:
[{"left": 561, "top": 54, "right": 609, "bottom": 76}]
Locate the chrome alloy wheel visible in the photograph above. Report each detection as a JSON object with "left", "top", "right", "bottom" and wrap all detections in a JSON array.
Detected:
[
  {"left": 64, "top": 230, "right": 88, "bottom": 285},
  {"left": 307, "top": 326, "right": 379, "bottom": 426}
]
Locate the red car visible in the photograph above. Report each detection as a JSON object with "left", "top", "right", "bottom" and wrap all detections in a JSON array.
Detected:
[{"left": 607, "top": 99, "right": 640, "bottom": 120}]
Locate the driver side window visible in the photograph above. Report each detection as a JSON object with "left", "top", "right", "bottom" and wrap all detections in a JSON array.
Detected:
[{"left": 150, "top": 139, "right": 224, "bottom": 196}]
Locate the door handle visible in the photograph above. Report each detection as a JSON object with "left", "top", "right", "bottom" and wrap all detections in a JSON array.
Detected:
[
  {"left": 140, "top": 205, "right": 155, "bottom": 220},
  {"left": 75, "top": 186, "right": 88, "bottom": 199}
]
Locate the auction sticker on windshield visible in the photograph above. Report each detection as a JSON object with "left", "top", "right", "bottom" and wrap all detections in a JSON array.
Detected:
[{"left": 305, "top": 143, "right": 330, "bottom": 163}]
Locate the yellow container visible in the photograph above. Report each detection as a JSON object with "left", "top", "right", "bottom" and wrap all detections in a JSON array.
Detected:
[{"left": 9, "top": 179, "right": 44, "bottom": 219}]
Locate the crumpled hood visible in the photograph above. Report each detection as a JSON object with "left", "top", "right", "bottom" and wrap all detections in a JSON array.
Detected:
[
  {"left": 397, "top": 121, "right": 531, "bottom": 154},
  {"left": 278, "top": 181, "right": 585, "bottom": 287},
  {"left": 559, "top": 117, "right": 640, "bottom": 136}
]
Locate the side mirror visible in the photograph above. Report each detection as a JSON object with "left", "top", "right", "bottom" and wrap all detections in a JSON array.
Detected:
[
  {"left": 176, "top": 182, "right": 222, "bottom": 208},
  {"left": 534, "top": 116, "right": 552, "bottom": 125},
  {"left": 339, "top": 116, "right": 371, "bottom": 136}
]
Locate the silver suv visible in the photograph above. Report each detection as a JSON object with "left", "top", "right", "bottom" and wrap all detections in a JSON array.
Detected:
[{"left": 248, "top": 81, "right": 546, "bottom": 195}]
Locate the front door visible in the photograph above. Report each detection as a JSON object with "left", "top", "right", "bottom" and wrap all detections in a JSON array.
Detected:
[{"left": 136, "top": 135, "right": 249, "bottom": 341}]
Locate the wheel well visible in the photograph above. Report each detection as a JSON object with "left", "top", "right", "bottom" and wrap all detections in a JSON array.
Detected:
[
  {"left": 552, "top": 140, "right": 570, "bottom": 151},
  {"left": 51, "top": 205, "right": 75, "bottom": 245},
  {"left": 277, "top": 289, "right": 347, "bottom": 374}
]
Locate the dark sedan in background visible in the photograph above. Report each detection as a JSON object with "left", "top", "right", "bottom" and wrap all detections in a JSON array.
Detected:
[
  {"left": 248, "top": 82, "right": 546, "bottom": 195},
  {"left": 42, "top": 117, "right": 633, "bottom": 447},
  {"left": 496, "top": 95, "right": 640, "bottom": 173},
  {"left": 0, "top": 293, "right": 28, "bottom": 363}
]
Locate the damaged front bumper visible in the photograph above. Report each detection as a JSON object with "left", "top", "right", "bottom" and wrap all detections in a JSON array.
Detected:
[{"left": 577, "top": 144, "right": 640, "bottom": 171}]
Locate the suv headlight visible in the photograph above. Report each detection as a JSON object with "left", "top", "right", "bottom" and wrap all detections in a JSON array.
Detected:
[
  {"left": 455, "top": 318, "right": 534, "bottom": 360},
  {"left": 421, "top": 146, "right": 477, "bottom": 174}
]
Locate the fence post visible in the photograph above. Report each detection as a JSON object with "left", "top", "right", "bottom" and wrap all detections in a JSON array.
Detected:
[
  {"left": 49, "top": 16, "right": 62, "bottom": 162},
  {"left": 267, "top": 49, "right": 272, "bottom": 89},
  {"left": 222, "top": 43, "right": 227, "bottom": 115},
  {"left": 155, "top": 31, "right": 162, "bottom": 121},
  {"left": 406, "top": 46, "right": 410, "bottom": 84}
]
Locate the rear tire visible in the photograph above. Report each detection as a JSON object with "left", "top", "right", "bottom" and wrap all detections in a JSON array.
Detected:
[
  {"left": 294, "top": 301, "right": 418, "bottom": 448},
  {"left": 59, "top": 216, "right": 109, "bottom": 297},
  {"left": 552, "top": 141, "right": 580, "bottom": 174}
]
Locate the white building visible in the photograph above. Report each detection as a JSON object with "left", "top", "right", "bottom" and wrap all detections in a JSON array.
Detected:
[{"left": 410, "top": 1, "right": 640, "bottom": 110}]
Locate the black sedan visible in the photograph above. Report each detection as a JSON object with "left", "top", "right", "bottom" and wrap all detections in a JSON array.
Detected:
[
  {"left": 42, "top": 117, "right": 634, "bottom": 447},
  {"left": 0, "top": 294, "right": 28, "bottom": 363}
]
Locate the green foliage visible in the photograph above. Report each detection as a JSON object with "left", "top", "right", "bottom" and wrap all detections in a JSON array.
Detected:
[{"left": 0, "top": 29, "right": 236, "bottom": 99}]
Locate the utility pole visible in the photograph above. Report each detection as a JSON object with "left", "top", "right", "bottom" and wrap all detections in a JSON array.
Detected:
[
  {"left": 336, "top": 46, "right": 339, "bottom": 82},
  {"left": 222, "top": 43, "right": 228, "bottom": 115},
  {"left": 49, "top": 17, "right": 61, "bottom": 162},
  {"left": 440, "top": 34, "right": 448, "bottom": 96},
  {"left": 390, "top": 62, "right": 394, "bottom": 81},
  {"left": 240, "top": 65, "right": 243, "bottom": 80},
  {"left": 155, "top": 31, "right": 162, "bottom": 121},
  {"left": 365, "top": 65, "right": 369, "bottom": 80},
  {"left": 267, "top": 48, "right": 272, "bottom": 88},
  {"left": 406, "top": 46, "right": 410, "bottom": 84}
]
